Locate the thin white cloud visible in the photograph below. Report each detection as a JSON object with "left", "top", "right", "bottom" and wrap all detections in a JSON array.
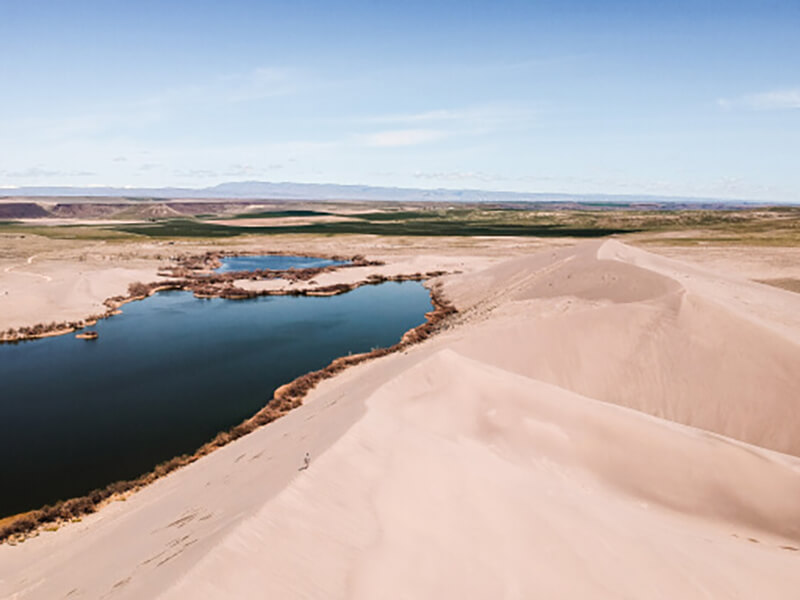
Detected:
[
  {"left": 718, "top": 88, "right": 800, "bottom": 111},
  {"left": 364, "top": 109, "right": 477, "bottom": 124},
  {"left": 362, "top": 105, "right": 535, "bottom": 128},
  {"left": 413, "top": 170, "right": 500, "bottom": 183},
  {"left": 170, "top": 168, "right": 218, "bottom": 179},
  {"left": 0, "top": 109, "right": 162, "bottom": 142},
  {"left": 360, "top": 129, "right": 446, "bottom": 147},
  {"left": 222, "top": 162, "right": 284, "bottom": 177},
  {"left": 748, "top": 89, "right": 800, "bottom": 110},
  {"left": 354, "top": 105, "right": 536, "bottom": 149},
  {"left": 219, "top": 67, "right": 298, "bottom": 103},
  {"left": 2, "top": 167, "right": 96, "bottom": 179},
  {"left": 138, "top": 66, "right": 299, "bottom": 111}
]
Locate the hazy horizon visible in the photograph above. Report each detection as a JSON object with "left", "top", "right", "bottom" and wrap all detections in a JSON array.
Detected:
[{"left": 1, "top": 178, "right": 791, "bottom": 205}]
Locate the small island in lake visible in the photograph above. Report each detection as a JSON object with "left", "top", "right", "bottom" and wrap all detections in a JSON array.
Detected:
[{"left": 75, "top": 331, "right": 99, "bottom": 340}]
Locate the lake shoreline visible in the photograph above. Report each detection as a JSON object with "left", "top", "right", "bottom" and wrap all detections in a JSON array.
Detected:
[
  {"left": 0, "top": 251, "right": 448, "bottom": 344},
  {"left": 0, "top": 262, "right": 457, "bottom": 543}
]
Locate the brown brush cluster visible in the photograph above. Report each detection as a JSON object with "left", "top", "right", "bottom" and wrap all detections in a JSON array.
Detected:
[
  {"left": 0, "top": 258, "right": 456, "bottom": 543},
  {"left": 1, "top": 315, "right": 109, "bottom": 343},
  {"left": 127, "top": 281, "right": 151, "bottom": 298}
]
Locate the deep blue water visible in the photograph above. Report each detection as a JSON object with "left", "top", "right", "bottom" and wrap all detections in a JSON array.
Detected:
[
  {"left": 215, "top": 254, "right": 345, "bottom": 273},
  {"left": 0, "top": 281, "right": 431, "bottom": 516}
]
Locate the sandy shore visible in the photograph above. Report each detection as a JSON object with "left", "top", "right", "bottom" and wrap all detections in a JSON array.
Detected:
[
  {"left": 2, "top": 237, "right": 800, "bottom": 598},
  {"left": 0, "top": 233, "right": 540, "bottom": 332}
]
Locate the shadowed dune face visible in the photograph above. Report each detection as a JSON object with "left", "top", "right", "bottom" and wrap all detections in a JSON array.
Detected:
[
  {"left": 387, "top": 350, "right": 800, "bottom": 541},
  {"left": 446, "top": 239, "right": 800, "bottom": 457}
]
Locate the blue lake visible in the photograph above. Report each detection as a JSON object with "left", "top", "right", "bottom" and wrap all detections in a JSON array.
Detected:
[
  {"left": 215, "top": 254, "right": 345, "bottom": 273},
  {"left": 0, "top": 281, "right": 432, "bottom": 516}
]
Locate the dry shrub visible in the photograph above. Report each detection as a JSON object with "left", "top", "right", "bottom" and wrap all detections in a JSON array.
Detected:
[{"left": 128, "top": 281, "right": 150, "bottom": 297}]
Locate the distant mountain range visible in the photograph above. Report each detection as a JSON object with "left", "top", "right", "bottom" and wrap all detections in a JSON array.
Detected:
[{"left": 0, "top": 180, "right": 773, "bottom": 206}]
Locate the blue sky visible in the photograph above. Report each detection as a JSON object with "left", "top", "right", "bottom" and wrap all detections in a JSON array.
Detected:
[{"left": 1, "top": 0, "right": 798, "bottom": 201}]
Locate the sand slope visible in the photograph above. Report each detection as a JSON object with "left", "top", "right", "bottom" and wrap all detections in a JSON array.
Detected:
[
  {"left": 447, "top": 239, "right": 800, "bottom": 456},
  {"left": 160, "top": 350, "right": 800, "bottom": 599},
  {"left": 2, "top": 239, "right": 799, "bottom": 599}
]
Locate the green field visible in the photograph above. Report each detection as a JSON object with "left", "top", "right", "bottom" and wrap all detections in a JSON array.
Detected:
[
  {"left": 2, "top": 204, "right": 799, "bottom": 244},
  {"left": 113, "top": 217, "right": 636, "bottom": 238},
  {"left": 0, "top": 224, "right": 139, "bottom": 240},
  {"left": 229, "top": 209, "right": 333, "bottom": 219}
]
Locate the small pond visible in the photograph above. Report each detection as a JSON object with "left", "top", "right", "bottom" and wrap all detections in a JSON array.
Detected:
[{"left": 215, "top": 254, "right": 345, "bottom": 273}]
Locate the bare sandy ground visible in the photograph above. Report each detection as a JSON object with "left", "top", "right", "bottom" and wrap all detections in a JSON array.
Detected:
[
  {"left": 0, "top": 237, "right": 163, "bottom": 331},
  {"left": 2, "top": 237, "right": 800, "bottom": 598},
  {"left": 644, "top": 243, "right": 800, "bottom": 282},
  {"left": 0, "top": 233, "right": 549, "bottom": 331}
]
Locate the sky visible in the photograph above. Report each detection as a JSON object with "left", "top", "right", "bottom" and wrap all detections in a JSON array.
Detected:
[{"left": 1, "top": 0, "right": 799, "bottom": 201}]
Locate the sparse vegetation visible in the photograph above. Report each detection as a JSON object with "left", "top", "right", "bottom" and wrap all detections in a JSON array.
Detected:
[
  {"left": 2, "top": 202, "right": 799, "bottom": 245},
  {"left": 112, "top": 216, "right": 636, "bottom": 238},
  {"left": 0, "top": 283, "right": 457, "bottom": 543},
  {"left": 127, "top": 281, "right": 151, "bottom": 297},
  {"left": 100, "top": 204, "right": 800, "bottom": 244},
  {"left": 0, "top": 223, "right": 138, "bottom": 240}
]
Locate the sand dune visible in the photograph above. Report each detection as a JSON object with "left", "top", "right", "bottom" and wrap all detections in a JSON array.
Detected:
[
  {"left": 447, "top": 239, "right": 800, "bottom": 456},
  {"left": 2, "top": 239, "right": 799, "bottom": 599}
]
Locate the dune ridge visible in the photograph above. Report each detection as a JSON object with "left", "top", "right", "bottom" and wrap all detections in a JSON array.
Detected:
[
  {"left": 2, "top": 239, "right": 799, "bottom": 599},
  {"left": 160, "top": 349, "right": 800, "bottom": 599},
  {"left": 446, "top": 239, "right": 800, "bottom": 456}
]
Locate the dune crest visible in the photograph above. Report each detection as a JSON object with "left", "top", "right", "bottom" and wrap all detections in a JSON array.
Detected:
[{"left": 446, "top": 239, "right": 800, "bottom": 456}]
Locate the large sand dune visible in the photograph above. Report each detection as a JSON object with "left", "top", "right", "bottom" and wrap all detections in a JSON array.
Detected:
[
  {"left": 446, "top": 239, "right": 800, "bottom": 456},
  {"left": 2, "top": 239, "right": 799, "bottom": 599}
]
